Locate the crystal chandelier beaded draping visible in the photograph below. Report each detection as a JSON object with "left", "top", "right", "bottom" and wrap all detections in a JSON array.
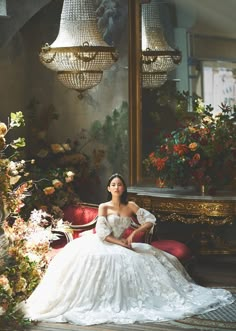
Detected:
[
  {"left": 39, "top": 0, "right": 118, "bottom": 93},
  {"left": 141, "top": 0, "right": 181, "bottom": 89}
]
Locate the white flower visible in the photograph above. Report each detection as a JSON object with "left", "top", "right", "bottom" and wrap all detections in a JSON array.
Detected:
[
  {"left": 55, "top": 219, "right": 65, "bottom": 228},
  {"left": 9, "top": 175, "right": 21, "bottom": 185},
  {"left": 65, "top": 171, "right": 75, "bottom": 182},
  {"left": 195, "top": 98, "right": 205, "bottom": 113},
  {"left": 52, "top": 179, "right": 63, "bottom": 188},
  {"left": 62, "top": 143, "right": 71, "bottom": 151},
  {"left": 8, "top": 161, "right": 18, "bottom": 174},
  {"left": 25, "top": 252, "right": 42, "bottom": 263},
  {"left": 29, "top": 209, "right": 49, "bottom": 224},
  {"left": 27, "top": 228, "right": 53, "bottom": 244},
  {"left": 66, "top": 171, "right": 75, "bottom": 177}
]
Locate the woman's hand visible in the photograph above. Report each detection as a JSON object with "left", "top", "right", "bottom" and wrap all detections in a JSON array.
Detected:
[
  {"left": 105, "top": 235, "right": 132, "bottom": 249},
  {"left": 120, "top": 238, "right": 132, "bottom": 249},
  {"left": 126, "top": 232, "right": 135, "bottom": 246}
]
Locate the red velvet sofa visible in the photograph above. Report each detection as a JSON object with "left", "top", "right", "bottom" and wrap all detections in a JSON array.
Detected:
[{"left": 51, "top": 203, "right": 192, "bottom": 264}]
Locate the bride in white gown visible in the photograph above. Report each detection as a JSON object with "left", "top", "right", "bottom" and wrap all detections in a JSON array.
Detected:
[{"left": 22, "top": 173, "right": 234, "bottom": 325}]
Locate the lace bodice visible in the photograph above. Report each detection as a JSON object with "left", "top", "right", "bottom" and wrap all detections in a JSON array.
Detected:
[{"left": 96, "top": 207, "right": 156, "bottom": 241}]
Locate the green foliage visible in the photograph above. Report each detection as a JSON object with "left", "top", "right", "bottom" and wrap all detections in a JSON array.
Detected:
[
  {"left": 10, "top": 137, "right": 25, "bottom": 149},
  {"left": 0, "top": 242, "right": 41, "bottom": 330},
  {"left": 0, "top": 112, "right": 40, "bottom": 328},
  {"left": 9, "top": 112, "right": 25, "bottom": 129},
  {"left": 22, "top": 165, "right": 81, "bottom": 219},
  {"left": 0, "top": 112, "right": 31, "bottom": 219},
  {"left": 90, "top": 101, "right": 129, "bottom": 174}
]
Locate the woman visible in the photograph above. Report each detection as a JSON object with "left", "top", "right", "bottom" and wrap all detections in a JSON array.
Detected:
[{"left": 22, "top": 173, "right": 234, "bottom": 325}]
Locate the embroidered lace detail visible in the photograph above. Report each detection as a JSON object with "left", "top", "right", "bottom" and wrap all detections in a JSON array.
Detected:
[
  {"left": 21, "top": 211, "right": 234, "bottom": 326},
  {"left": 136, "top": 208, "right": 156, "bottom": 225},
  {"left": 96, "top": 215, "right": 131, "bottom": 240}
]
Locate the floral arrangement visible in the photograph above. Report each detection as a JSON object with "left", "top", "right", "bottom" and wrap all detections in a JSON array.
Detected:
[
  {"left": 143, "top": 99, "right": 236, "bottom": 193},
  {"left": 24, "top": 98, "right": 103, "bottom": 214},
  {"left": 0, "top": 111, "right": 70, "bottom": 328},
  {"left": 0, "top": 233, "right": 40, "bottom": 329},
  {"left": 0, "top": 112, "right": 33, "bottom": 218},
  {"left": 0, "top": 112, "right": 33, "bottom": 327},
  {"left": 0, "top": 209, "right": 68, "bottom": 329},
  {"left": 22, "top": 164, "right": 81, "bottom": 220}
]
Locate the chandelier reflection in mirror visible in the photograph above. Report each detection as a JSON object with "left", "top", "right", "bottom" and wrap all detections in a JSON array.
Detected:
[
  {"left": 39, "top": 0, "right": 118, "bottom": 93},
  {"left": 142, "top": 0, "right": 181, "bottom": 88}
]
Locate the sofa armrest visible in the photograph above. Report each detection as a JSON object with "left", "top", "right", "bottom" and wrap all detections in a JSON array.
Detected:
[
  {"left": 50, "top": 228, "right": 74, "bottom": 248},
  {"left": 63, "top": 202, "right": 98, "bottom": 232},
  {"left": 70, "top": 216, "right": 98, "bottom": 230}
]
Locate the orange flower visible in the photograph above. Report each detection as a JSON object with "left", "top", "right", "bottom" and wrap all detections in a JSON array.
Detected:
[
  {"left": 156, "top": 157, "right": 168, "bottom": 171},
  {"left": 0, "top": 122, "right": 7, "bottom": 136},
  {"left": 188, "top": 127, "right": 197, "bottom": 133},
  {"left": 188, "top": 142, "right": 198, "bottom": 151},
  {"left": 149, "top": 152, "right": 157, "bottom": 165},
  {"left": 51, "top": 144, "right": 64, "bottom": 154},
  {"left": 173, "top": 144, "right": 189, "bottom": 156},
  {"left": 189, "top": 153, "right": 201, "bottom": 166},
  {"left": 43, "top": 186, "right": 55, "bottom": 195}
]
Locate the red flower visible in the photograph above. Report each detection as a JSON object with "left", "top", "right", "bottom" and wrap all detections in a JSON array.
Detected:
[
  {"left": 149, "top": 152, "right": 155, "bottom": 158},
  {"left": 156, "top": 157, "right": 168, "bottom": 171},
  {"left": 173, "top": 144, "right": 189, "bottom": 156}
]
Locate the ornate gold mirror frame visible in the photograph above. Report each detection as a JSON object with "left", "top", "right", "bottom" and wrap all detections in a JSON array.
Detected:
[{"left": 128, "top": 0, "right": 142, "bottom": 186}]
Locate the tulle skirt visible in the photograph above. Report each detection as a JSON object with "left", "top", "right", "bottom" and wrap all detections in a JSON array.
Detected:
[{"left": 21, "top": 233, "right": 234, "bottom": 325}]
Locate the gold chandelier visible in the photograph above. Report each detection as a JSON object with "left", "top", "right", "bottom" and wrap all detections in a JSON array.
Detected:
[
  {"left": 39, "top": 0, "right": 118, "bottom": 93},
  {"left": 141, "top": 0, "right": 181, "bottom": 88}
]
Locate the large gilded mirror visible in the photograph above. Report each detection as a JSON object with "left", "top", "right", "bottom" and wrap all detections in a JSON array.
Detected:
[{"left": 129, "top": 0, "right": 236, "bottom": 187}]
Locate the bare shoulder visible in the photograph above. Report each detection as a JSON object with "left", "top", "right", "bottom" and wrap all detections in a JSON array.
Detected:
[
  {"left": 127, "top": 201, "right": 140, "bottom": 213},
  {"left": 98, "top": 202, "right": 109, "bottom": 216}
]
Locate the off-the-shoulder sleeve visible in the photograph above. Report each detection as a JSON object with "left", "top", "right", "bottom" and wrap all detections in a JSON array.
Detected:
[
  {"left": 136, "top": 208, "right": 156, "bottom": 225},
  {"left": 95, "top": 216, "right": 112, "bottom": 241}
]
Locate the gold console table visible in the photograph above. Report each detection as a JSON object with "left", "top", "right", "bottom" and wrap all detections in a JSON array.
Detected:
[{"left": 128, "top": 186, "right": 236, "bottom": 255}]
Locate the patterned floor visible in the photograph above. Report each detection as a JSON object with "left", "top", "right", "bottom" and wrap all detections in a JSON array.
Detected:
[{"left": 173, "top": 290, "right": 236, "bottom": 330}]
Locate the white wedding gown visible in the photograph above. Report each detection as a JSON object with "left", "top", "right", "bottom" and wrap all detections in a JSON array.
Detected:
[{"left": 22, "top": 208, "right": 234, "bottom": 325}]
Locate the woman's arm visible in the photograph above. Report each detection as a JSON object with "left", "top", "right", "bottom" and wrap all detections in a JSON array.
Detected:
[
  {"left": 126, "top": 201, "right": 156, "bottom": 245},
  {"left": 125, "top": 222, "right": 153, "bottom": 245},
  {"left": 104, "top": 235, "right": 131, "bottom": 249}
]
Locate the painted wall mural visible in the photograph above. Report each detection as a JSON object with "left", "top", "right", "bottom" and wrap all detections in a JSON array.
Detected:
[{"left": 0, "top": 0, "right": 129, "bottom": 202}]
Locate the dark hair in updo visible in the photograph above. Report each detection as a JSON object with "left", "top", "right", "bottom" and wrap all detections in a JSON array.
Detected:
[{"left": 106, "top": 173, "right": 128, "bottom": 205}]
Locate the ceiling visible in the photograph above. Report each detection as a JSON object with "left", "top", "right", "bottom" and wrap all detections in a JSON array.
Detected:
[{"left": 173, "top": 0, "right": 236, "bottom": 38}]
